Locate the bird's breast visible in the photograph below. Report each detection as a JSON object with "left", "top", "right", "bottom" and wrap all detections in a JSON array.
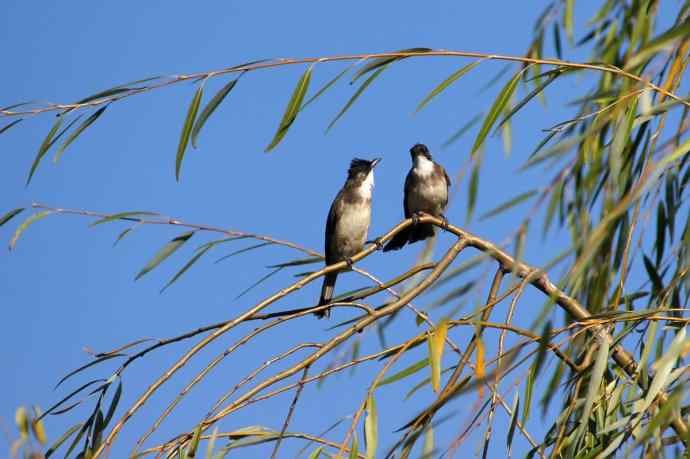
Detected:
[{"left": 408, "top": 171, "right": 448, "bottom": 215}]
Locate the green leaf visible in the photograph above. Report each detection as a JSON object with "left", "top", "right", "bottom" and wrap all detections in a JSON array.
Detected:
[
  {"left": 471, "top": 69, "right": 522, "bottom": 156},
  {"left": 364, "top": 394, "right": 378, "bottom": 459},
  {"left": 479, "top": 190, "right": 537, "bottom": 221},
  {"left": 301, "top": 64, "right": 354, "bottom": 110},
  {"left": 205, "top": 427, "right": 219, "bottom": 459},
  {"left": 0, "top": 208, "right": 24, "bottom": 227},
  {"left": 625, "top": 19, "right": 690, "bottom": 70},
  {"left": 267, "top": 256, "right": 322, "bottom": 268},
  {"left": 351, "top": 47, "right": 431, "bottom": 82},
  {"left": 135, "top": 231, "right": 195, "bottom": 280},
  {"left": 27, "top": 115, "right": 65, "bottom": 185},
  {"left": 9, "top": 210, "right": 52, "bottom": 250},
  {"left": 563, "top": 0, "right": 574, "bottom": 44},
  {"left": 176, "top": 85, "right": 204, "bottom": 181},
  {"left": 187, "top": 424, "right": 202, "bottom": 458},
  {"left": 494, "top": 71, "right": 559, "bottom": 133},
  {"left": 308, "top": 446, "right": 324, "bottom": 459},
  {"left": 442, "top": 113, "right": 483, "bottom": 149},
  {"left": 53, "top": 105, "right": 108, "bottom": 162},
  {"left": 575, "top": 334, "right": 610, "bottom": 447},
  {"left": 0, "top": 118, "right": 22, "bottom": 135},
  {"left": 113, "top": 228, "right": 134, "bottom": 246},
  {"left": 639, "top": 327, "right": 686, "bottom": 414},
  {"left": 378, "top": 358, "right": 429, "bottom": 387},
  {"left": 55, "top": 354, "right": 124, "bottom": 388},
  {"left": 214, "top": 242, "right": 274, "bottom": 264},
  {"left": 466, "top": 161, "right": 480, "bottom": 223},
  {"left": 45, "top": 423, "right": 82, "bottom": 458},
  {"left": 90, "top": 211, "right": 159, "bottom": 227},
  {"left": 160, "top": 244, "right": 212, "bottom": 292},
  {"left": 234, "top": 267, "right": 282, "bottom": 300},
  {"left": 416, "top": 60, "right": 484, "bottom": 112},
  {"left": 327, "top": 64, "right": 389, "bottom": 132},
  {"left": 265, "top": 64, "right": 313, "bottom": 152},
  {"left": 506, "top": 392, "right": 520, "bottom": 456},
  {"left": 102, "top": 380, "right": 122, "bottom": 429},
  {"left": 522, "top": 364, "right": 535, "bottom": 425},
  {"left": 192, "top": 76, "right": 242, "bottom": 148},
  {"left": 76, "top": 87, "right": 134, "bottom": 105},
  {"left": 348, "top": 436, "right": 359, "bottom": 459},
  {"left": 553, "top": 23, "right": 562, "bottom": 59}
]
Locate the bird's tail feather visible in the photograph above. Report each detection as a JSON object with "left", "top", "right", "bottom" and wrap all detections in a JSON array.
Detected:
[
  {"left": 408, "top": 223, "right": 435, "bottom": 244},
  {"left": 315, "top": 272, "right": 338, "bottom": 318},
  {"left": 383, "top": 227, "right": 412, "bottom": 252}
]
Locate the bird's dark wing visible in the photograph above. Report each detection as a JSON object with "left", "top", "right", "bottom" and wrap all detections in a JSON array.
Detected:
[
  {"left": 442, "top": 164, "right": 452, "bottom": 188},
  {"left": 402, "top": 168, "right": 415, "bottom": 218},
  {"left": 324, "top": 190, "right": 343, "bottom": 265}
]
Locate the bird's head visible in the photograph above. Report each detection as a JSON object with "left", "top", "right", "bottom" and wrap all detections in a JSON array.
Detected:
[
  {"left": 410, "top": 143, "right": 432, "bottom": 161},
  {"left": 347, "top": 157, "right": 380, "bottom": 193},
  {"left": 347, "top": 157, "right": 381, "bottom": 180}
]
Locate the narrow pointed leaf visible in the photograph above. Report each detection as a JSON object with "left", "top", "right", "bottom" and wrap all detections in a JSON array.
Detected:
[
  {"left": 416, "top": 60, "right": 483, "bottom": 112},
  {"left": 576, "top": 335, "right": 609, "bottom": 444},
  {"left": 9, "top": 210, "right": 52, "bottom": 250},
  {"left": 0, "top": 118, "right": 22, "bottom": 135},
  {"left": 76, "top": 87, "right": 133, "bottom": 104},
  {"left": 192, "top": 76, "right": 241, "bottom": 148},
  {"left": 471, "top": 69, "right": 522, "bottom": 155},
  {"left": 348, "top": 436, "right": 359, "bottom": 459},
  {"left": 351, "top": 48, "right": 431, "bottom": 82},
  {"left": 214, "top": 242, "right": 274, "bottom": 264},
  {"left": 234, "top": 267, "right": 282, "bottom": 300},
  {"left": 90, "top": 211, "right": 159, "bottom": 227},
  {"left": 267, "top": 256, "right": 322, "bottom": 268},
  {"left": 135, "top": 231, "right": 195, "bottom": 280},
  {"left": 494, "top": 71, "right": 559, "bottom": 133},
  {"left": 466, "top": 162, "right": 480, "bottom": 223},
  {"left": 176, "top": 85, "right": 204, "bottom": 181},
  {"left": 442, "top": 113, "right": 483, "bottom": 148},
  {"left": 0, "top": 207, "right": 24, "bottom": 227},
  {"left": 427, "top": 319, "right": 448, "bottom": 393},
  {"left": 475, "top": 336, "right": 486, "bottom": 398},
  {"left": 102, "top": 380, "right": 122, "bottom": 429},
  {"left": 161, "top": 244, "right": 212, "bottom": 292},
  {"left": 506, "top": 392, "right": 520, "bottom": 456},
  {"left": 378, "top": 359, "right": 429, "bottom": 387},
  {"left": 327, "top": 65, "right": 388, "bottom": 132},
  {"left": 27, "top": 115, "right": 64, "bottom": 185},
  {"left": 479, "top": 190, "right": 537, "bottom": 221},
  {"left": 187, "top": 424, "right": 202, "bottom": 458},
  {"left": 301, "top": 64, "right": 354, "bottom": 110},
  {"left": 45, "top": 423, "right": 82, "bottom": 458},
  {"left": 308, "top": 446, "right": 324, "bottom": 459},
  {"left": 364, "top": 394, "right": 378, "bottom": 459},
  {"left": 626, "top": 19, "right": 690, "bottom": 70},
  {"left": 55, "top": 354, "right": 125, "bottom": 389},
  {"left": 113, "top": 228, "right": 134, "bottom": 246},
  {"left": 53, "top": 105, "right": 108, "bottom": 162},
  {"left": 265, "top": 65, "right": 313, "bottom": 152}
]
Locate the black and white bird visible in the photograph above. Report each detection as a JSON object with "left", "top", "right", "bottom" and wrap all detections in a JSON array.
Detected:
[
  {"left": 317, "top": 157, "right": 381, "bottom": 318},
  {"left": 383, "top": 144, "right": 450, "bottom": 251}
]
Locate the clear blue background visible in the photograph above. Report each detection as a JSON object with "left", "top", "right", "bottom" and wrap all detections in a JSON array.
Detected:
[{"left": 0, "top": 2, "right": 676, "bottom": 458}]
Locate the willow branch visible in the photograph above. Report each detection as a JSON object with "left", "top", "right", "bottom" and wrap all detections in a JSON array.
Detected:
[{"left": 4, "top": 49, "right": 688, "bottom": 118}]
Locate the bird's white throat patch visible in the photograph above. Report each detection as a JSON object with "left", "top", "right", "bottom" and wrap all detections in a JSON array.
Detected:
[
  {"left": 358, "top": 171, "right": 375, "bottom": 198},
  {"left": 414, "top": 156, "right": 435, "bottom": 177}
]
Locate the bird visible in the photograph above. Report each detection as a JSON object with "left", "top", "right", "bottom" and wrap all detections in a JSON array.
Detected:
[
  {"left": 316, "top": 157, "right": 381, "bottom": 318},
  {"left": 383, "top": 143, "right": 451, "bottom": 252}
]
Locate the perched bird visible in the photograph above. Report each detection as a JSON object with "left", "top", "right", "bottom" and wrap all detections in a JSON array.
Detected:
[
  {"left": 317, "top": 157, "right": 381, "bottom": 318},
  {"left": 383, "top": 144, "right": 450, "bottom": 251}
]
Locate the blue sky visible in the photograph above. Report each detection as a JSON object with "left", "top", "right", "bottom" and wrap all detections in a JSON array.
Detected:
[{"left": 0, "top": 2, "right": 673, "bottom": 458}]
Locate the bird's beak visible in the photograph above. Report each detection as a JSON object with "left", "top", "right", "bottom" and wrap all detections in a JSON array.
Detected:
[{"left": 371, "top": 158, "right": 382, "bottom": 168}]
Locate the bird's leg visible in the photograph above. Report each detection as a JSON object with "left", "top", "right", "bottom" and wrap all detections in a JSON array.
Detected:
[
  {"left": 344, "top": 256, "right": 355, "bottom": 268},
  {"left": 439, "top": 213, "right": 449, "bottom": 230},
  {"left": 367, "top": 237, "right": 384, "bottom": 251},
  {"left": 411, "top": 211, "right": 424, "bottom": 225}
]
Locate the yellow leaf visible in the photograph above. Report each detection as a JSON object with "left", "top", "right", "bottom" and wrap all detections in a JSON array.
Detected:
[
  {"left": 31, "top": 407, "right": 47, "bottom": 445},
  {"left": 15, "top": 406, "right": 28, "bottom": 439},
  {"left": 476, "top": 337, "right": 486, "bottom": 399},
  {"left": 427, "top": 319, "right": 448, "bottom": 393}
]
